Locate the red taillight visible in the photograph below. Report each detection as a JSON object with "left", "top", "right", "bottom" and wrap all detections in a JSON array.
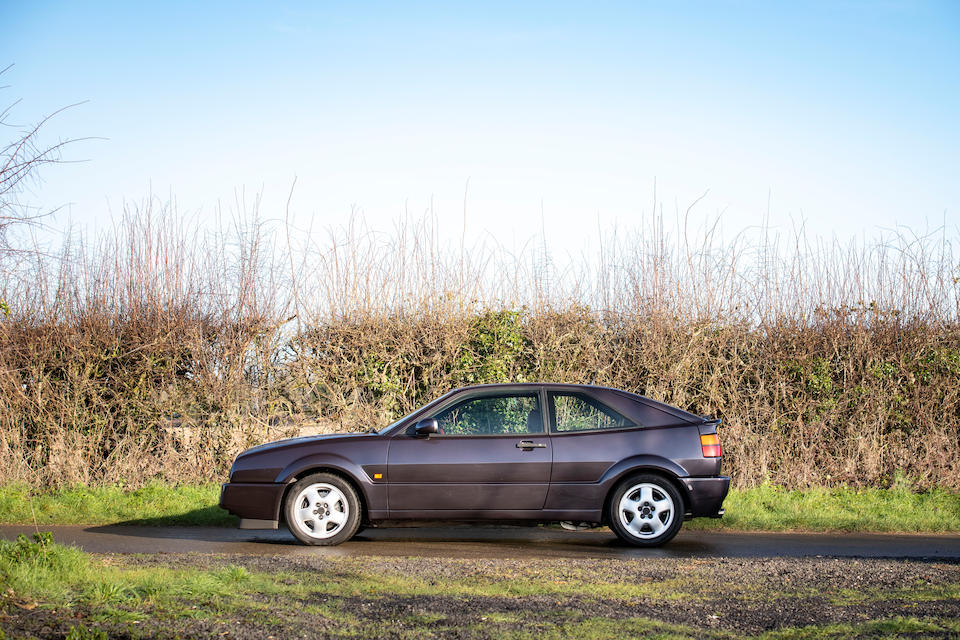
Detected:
[{"left": 700, "top": 433, "right": 721, "bottom": 458}]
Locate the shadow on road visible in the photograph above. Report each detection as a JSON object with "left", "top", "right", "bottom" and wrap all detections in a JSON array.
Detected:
[
  {"left": 75, "top": 522, "right": 722, "bottom": 557},
  {"left": 98, "top": 505, "right": 238, "bottom": 528},
  {"left": 3, "top": 524, "right": 958, "bottom": 559}
]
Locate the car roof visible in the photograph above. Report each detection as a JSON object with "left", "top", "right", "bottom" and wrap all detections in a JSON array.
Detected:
[{"left": 447, "top": 383, "right": 703, "bottom": 425}]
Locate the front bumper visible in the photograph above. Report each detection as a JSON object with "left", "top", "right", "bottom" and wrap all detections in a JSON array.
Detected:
[
  {"left": 682, "top": 476, "right": 730, "bottom": 518},
  {"left": 219, "top": 482, "right": 288, "bottom": 529}
]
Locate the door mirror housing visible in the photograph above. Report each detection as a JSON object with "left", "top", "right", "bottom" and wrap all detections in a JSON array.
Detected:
[{"left": 414, "top": 418, "right": 439, "bottom": 436}]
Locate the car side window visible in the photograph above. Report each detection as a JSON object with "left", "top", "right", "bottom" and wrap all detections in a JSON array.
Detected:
[
  {"left": 433, "top": 394, "right": 543, "bottom": 435},
  {"left": 550, "top": 392, "right": 634, "bottom": 432}
]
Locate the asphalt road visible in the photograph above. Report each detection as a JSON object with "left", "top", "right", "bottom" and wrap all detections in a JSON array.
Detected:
[{"left": 1, "top": 525, "right": 958, "bottom": 559}]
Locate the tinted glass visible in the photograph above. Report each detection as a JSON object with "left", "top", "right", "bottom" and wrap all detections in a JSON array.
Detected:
[
  {"left": 550, "top": 393, "right": 634, "bottom": 432},
  {"left": 433, "top": 394, "right": 542, "bottom": 435}
]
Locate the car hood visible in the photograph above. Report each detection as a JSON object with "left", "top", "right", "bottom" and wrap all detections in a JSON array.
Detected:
[{"left": 239, "top": 432, "right": 373, "bottom": 457}]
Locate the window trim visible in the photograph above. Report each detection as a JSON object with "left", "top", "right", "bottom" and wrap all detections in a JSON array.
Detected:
[{"left": 547, "top": 391, "right": 637, "bottom": 434}]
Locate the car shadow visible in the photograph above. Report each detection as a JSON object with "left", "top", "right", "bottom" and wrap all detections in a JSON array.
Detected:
[
  {"left": 82, "top": 506, "right": 266, "bottom": 544},
  {"left": 80, "top": 518, "right": 634, "bottom": 548},
  {"left": 83, "top": 521, "right": 294, "bottom": 544},
  {"left": 85, "top": 511, "right": 579, "bottom": 548},
  {"left": 69, "top": 523, "right": 960, "bottom": 560},
  {"left": 97, "top": 505, "right": 239, "bottom": 528}
]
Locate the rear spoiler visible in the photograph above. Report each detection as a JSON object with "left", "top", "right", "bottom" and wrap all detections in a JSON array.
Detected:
[{"left": 698, "top": 417, "right": 722, "bottom": 434}]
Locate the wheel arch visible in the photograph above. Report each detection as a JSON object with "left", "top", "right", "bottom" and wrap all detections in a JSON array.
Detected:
[
  {"left": 278, "top": 466, "right": 370, "bottom": 525},
  {"left": 600, "top": 464, "right": 691, "bottom": 525}
]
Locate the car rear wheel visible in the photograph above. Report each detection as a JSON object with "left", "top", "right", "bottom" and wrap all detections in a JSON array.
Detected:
[
  {"left": 608, "top": 474, "right": 684, "bottom": 547},
  {"left": 284, "top": 473, "right": 361, "bottom": 546}
]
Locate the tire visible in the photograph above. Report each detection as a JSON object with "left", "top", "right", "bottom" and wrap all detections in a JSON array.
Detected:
[
  {"left": 284, "top": 472, "right": 362, "bottom": 546},
  {"left": 607, "top": 474, "right": 684, "bottom": 547}
]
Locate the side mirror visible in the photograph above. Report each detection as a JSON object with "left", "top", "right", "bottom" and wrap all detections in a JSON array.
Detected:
[{"left": 414, "top": 418, "right": 439, "bottom": 436}]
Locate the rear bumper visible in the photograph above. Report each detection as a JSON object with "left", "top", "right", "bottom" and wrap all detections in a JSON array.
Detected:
[
  {"left": 219, "top": 482, "right": 287, "bottom": 528},
  {"left": 682, "top": 476, "right": 730, "bottom": 518}
]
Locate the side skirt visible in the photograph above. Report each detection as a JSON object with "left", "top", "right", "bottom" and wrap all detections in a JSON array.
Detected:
[{"left": 382, "top": 509, "right": 602, "bottom": 521}]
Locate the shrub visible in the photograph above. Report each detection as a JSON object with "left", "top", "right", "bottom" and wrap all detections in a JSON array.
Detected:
[{"left": 0, "top": 207, "right": 956, "bottom": 489}]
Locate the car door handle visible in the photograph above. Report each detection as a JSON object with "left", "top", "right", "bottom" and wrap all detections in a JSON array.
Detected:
[{"left": 516, "top": 440, "right": 546, "bottom": 450}]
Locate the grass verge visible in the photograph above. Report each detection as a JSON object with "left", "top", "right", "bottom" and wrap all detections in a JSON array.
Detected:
[
  {"left": 686, "top": 484, "right": 960, "bottom": 533},
  {"left": 1, "top": 534, "right": 959, "bottom": 639},
  {"left": 0, "top": 483, "right": 958, "bottom": 533},
  {"left": 0, "top": 484, "right": 233, "bottom": 527}
]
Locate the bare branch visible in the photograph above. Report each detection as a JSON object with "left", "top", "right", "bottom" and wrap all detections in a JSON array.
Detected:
[{"left": 0, "top": 65, "right": 90, "bottom": 256}]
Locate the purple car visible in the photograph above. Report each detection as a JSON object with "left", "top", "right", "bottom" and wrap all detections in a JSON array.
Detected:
[{"left": 220, "top": 383, "right": 729, "bottom": 547}]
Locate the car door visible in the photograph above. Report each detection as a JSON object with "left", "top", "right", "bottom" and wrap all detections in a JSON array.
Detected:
[{"left": 387, "top": 391, "right": 552, "bottom": 512}]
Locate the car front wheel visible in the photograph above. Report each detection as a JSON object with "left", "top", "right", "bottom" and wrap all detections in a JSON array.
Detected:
[
  {"left": 284, "top": 473, "right": 361, "bottom": 546},
  {"left": 608, "top": 474, "right": 684, "bottom": 547}
]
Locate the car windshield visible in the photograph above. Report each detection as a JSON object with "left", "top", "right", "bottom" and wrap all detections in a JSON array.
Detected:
[
  {"left": 366, "top": 404, "right": 431, "bottom": 434},
  {"left": 369, "top": 390, "right": 461, "bottom": 435}
]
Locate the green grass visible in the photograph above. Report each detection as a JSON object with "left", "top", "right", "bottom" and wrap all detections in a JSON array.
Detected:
[
  {"left": 0, "top": 483, "right": 957, "bottom": 533},
  {"left": 755, "top": 617, "right": 960, "bottom": 639},
  {"left": 0, "top": 534, "right": 287, "bottom": 625},
  {"left": 687, "top": 484, "right": 960, "bottom": 533},
  {"left": 2, "top": 536, "right": 959, "bottom": 639},
  {"left": 0, "top": 483, "right": 234, "bottom": 527},
  {"left": 0, "top": 533, "right": 92, "bottom": 605},
  {"left": 537, "top": 617, "right": 960, "bottom": 640}
]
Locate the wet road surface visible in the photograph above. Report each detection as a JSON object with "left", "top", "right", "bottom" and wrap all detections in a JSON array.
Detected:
[{"left": 1, "top": 525, "right": 958, "bottom": 559}]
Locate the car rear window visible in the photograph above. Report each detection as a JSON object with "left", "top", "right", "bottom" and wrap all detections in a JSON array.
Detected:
[{"left": 549, "top": 392, "right": 635, "bottom": 432}]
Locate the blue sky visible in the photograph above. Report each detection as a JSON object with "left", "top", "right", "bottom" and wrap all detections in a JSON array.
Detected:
[{"left": 2, "top": 1, "right": 958, "bottom": 253}]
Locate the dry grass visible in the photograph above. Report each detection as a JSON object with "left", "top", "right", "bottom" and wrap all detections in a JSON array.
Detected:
[{"left": 0, "top": 200, "right": 957, "bottom": 489}]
